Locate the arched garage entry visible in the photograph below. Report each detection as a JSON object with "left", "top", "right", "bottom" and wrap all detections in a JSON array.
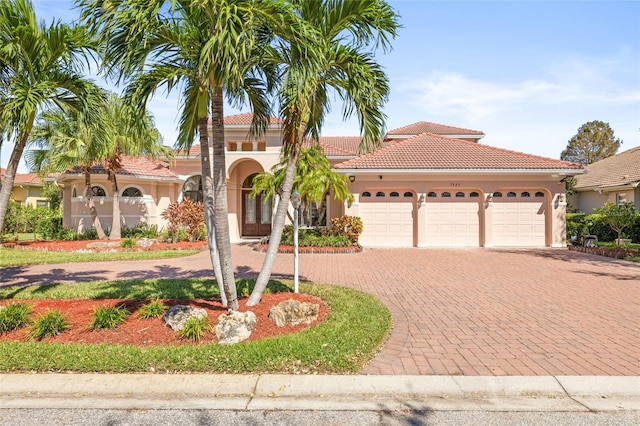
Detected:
[
  {"left": 358, "top": 190, "right": 415, "bottom": 247},
  {"left": 425, "top": 190, "right": 481, "bottom": 247}
]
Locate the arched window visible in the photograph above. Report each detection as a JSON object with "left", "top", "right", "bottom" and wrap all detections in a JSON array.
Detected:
[
  {"left": 469, "top": 191, "right": 479, "bottom": 198},
  {"left": 404, "top": 192, "right": 413, "bottom": 198},
  {"left": 182, "top": 175, "right": 203, "bottom": 202},
  {"left": 507, "top": 191, "right": 516, "bottom": 198},
  {"left": 361, "top": 191, "right": 371, "bottom": 197},
  {"left": 455, "top": 191, "right": 465, "bottom": 198},
  {"left": 122, "top": 187, "right": 143, "bottom": 197},
  {"left": 441, "top": 191, "right": 451, "bottom": 198},
  {"left": 376, "top": 191, "right": 385, "bottom": 197},
  {"left": 91, "top": 186, "right": 106, "bottom": 197},
  {"left": 493, "top": 192, "right": 503, "bottom": 198},
  {"left": 521, "top": 191, "right": 531, "bottom": 197},
  {"left": 427, "top": 191, "right": 437, "bottom": 198},
  {"left": 72, "top": 187, "right": 77, "bottom": 198},
  {"left": 390, "top": 191, "right": 399, "bottom": 197},
  {"left": 535, "top": 191, "right": 545, "bottom": 198}
]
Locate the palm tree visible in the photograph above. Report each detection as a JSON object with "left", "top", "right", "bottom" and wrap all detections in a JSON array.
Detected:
[
  {"left": 0, "top": 0, "right": 97, "bottom": 237},
  {"left": 26, "top": 102, "right": 110, "bottom": 239},
  {"left": 100, "top": 93, "right": 169, "bottom": 240},
  {"left": 246, "top": 0, "right": 399, "bottom": 305},
  {"left": 78, "top": 0, "right": 295, "bottom": 309},
  {"left": 251, "top": 145, "right": 353, "bottom": 226}
]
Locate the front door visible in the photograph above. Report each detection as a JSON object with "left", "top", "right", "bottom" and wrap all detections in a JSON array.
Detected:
[{"left": 243, "top": 191, "right": 272, "bottom": 237}]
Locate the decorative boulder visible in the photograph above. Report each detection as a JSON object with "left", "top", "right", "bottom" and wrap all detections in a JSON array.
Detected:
[
  {"left": 162, "top": 305, "right": 208, "bottom": 331},
  {"left": 215, "top": 310, "right": 257, "bottom": 345},
  {"left": 269, "top": 299, "right": 319, "bottom": 327}
]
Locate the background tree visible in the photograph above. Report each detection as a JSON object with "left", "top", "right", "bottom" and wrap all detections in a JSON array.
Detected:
[
  {"left": 560, "top": 120, "right": 622, "bottom": 165},
  {"left": 0, "top": 0, "right": 97, "bottom": 238},
  {"left": 594, "top": 202, "right": 638, "bottom": 246}
]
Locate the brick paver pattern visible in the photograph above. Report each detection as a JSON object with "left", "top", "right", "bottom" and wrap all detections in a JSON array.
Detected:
[{"left": 3, "top": 245, "right": 639, "bottom": 376}]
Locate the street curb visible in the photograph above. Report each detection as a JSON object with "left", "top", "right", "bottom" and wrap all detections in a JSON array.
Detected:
[{"left": 1, "top": 374, "right": 638, "bottom": 412}]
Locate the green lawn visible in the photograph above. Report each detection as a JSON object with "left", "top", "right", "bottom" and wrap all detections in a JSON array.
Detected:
[
  {"left": 0, "top": 279, "right": 391, "bottom": 374},
  {"left": 0, "top": 247, "right": 201, "bottom": 267}
]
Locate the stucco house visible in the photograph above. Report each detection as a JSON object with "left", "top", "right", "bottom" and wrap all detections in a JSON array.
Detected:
[
  {"left": 54, "top": 113, "right": 584, "bottom": 247},
  {"left": 0, "top": 168, "right": 50, "bottom": 207},
  {"left": 570, "top": 146, "right": 640, "bottom": 214}
]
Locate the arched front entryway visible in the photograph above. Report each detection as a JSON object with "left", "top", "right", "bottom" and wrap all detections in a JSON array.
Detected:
[{"left": 242, "top": 173, "right": 272, "bottom": 237}]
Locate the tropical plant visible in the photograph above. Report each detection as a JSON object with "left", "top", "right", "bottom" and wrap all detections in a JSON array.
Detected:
[
  {"left": 89, "top": 305, "right": 129, "bottom": 330},
  {"left": 78, "top": 0, "right": 296, "bottom": 309},
  {"left": 0, "top": 302, "right": 31, "bottom": 333},
  {"left": 28, "top": 310, "right": 70, "bottom": 340},
  {"left": 137, "top": 299, "right": 168, "bottom": 319},
  {"left": 178, "top": 315, "right": 213, "bottom": 342},
  {"left": 0, "top": 0, "right": 98, "bottom": 238},
  {"left": 26, "top": 96, "right": 109, "bottom": 239},
  {"left": 247, "top": 0, "right": 399, "bottom": 306},
  {"left": 251, "top": 145, "right": 353, "bottom": 227}
]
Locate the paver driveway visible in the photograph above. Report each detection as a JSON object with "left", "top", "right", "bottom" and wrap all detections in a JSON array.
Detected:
[{"left": 3, "top": 245, "right": 639, "bottom": 376}]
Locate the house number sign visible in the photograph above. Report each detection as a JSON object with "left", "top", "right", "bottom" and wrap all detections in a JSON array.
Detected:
[{"left": 450, "top": 182, "right": 461, "bottom": 187}]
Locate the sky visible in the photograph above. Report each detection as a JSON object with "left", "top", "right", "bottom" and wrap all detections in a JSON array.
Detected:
[{"left": 2, "top": 0, "right": 639, "bottom": 173}]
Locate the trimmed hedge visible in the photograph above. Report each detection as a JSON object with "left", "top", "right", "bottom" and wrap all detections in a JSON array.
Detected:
[{"left": 567, "top": 212, "right": 640, "bottom": 243}]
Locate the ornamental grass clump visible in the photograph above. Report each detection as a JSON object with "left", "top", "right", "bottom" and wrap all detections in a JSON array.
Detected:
[
  {"left": 138, "top": 299, "right": 168, "bottom": 319},
  {"left": 28, "top": 310, "right": 70, "bottom": 340},
  {"left": 90, "top": 305, "right": 130, "bottom": 330},
  {"left": 178, "top": 316, "right": 212, "bottom": 342},
  {"left": 0, "top": 302, "right": 32, "bottom": 334}
]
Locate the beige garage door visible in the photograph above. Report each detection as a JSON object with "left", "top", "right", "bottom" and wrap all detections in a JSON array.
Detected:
[
  {"left": 492, "top": 191, "right": 546, "bottom": 247},
  {"left": 359, "top": 190, "right": 414, "bottom": 247},
  {"left": 425, "top": 191, "right": 480, "bottom": 247}
]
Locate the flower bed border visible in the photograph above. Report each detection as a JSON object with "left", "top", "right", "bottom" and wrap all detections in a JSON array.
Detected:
[
  {"left": 255, "top": 244, "right": 362, "bottom": 254},
  {"left": 568, "top": 245, "right": 639, "bottom": 260}
]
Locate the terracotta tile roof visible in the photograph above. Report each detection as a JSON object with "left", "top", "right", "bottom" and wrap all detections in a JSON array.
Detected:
[
  {"left": 334, "top": 133, "right": 584, "bottom": 171},
  {"left": 386, "top": 121, "right": 485, "bottom": 138},
  {"left": 64, "top": 156, "right": 178, "bottom": 179},
  {"left": 13, "top": 173, "right": 43, "bottom": 185},
  {"left": 574, "top": 146, "right": 640, "bottom": 190},
  {"left": 221, "top": 113, "right": 283, "bottom": 125},
  {"left": 175, "top": 144, "right": 202, "bottom": 157}
]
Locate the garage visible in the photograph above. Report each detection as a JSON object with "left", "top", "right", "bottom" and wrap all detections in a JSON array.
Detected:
[
  {"left": 492, "top": 191, "right": 547, "bottom": 247},
  {"left": 358, "top": 190, "right": 415, "bottom": 247},
  {"left": 425, "top": 191, "right": 480, "bottom": 247}
]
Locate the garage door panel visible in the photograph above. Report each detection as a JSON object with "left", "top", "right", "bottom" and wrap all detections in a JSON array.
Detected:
[
  {"left": 426, "top": 201, "right": 480, "bottom": 247},
  {"left": 493, "top": 197, "right": 546, "bottom": 247},
  {"left": 359, "top": 194, "right": 414, "bottom": 247}
]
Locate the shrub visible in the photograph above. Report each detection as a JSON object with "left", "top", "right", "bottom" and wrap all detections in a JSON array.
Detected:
[
  {"left": 121, "top": 238, "right": 136, "bottom": 249},
  {"left": 28, "top": 310, "right": 70, "bottom": 340},
  {"left": 178, "top": 316, "right": 212, "bottom": 342},
  {"left": 280, "top": 226, "right": 351, "bottom": 247},
  {"left": 121, "top": 223, "right": 159, "bottom": 239},
  {"left": 89, "top": 305, "right": 130, "bottom": 330},
  {"left": 0, "top": 303, "right": 32, "bottom": 334},
  {"left": 327, "top": 215, "right": 363, "bottom": 245},
  {"left": 138, "top": 299, "right": 168, "bottom": 319},
  {"left": 35, "top": 212, "right": 63, "bottom": 240}
]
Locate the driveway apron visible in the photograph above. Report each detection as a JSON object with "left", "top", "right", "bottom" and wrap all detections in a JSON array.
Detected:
[{"left": 2, "top": 245, "right": 639, "bottom": 376}]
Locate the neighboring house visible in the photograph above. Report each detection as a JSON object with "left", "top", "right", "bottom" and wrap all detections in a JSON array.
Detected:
[
  {"left": 0, "top": 168, "right": 49, "bottom": 207},
  {"left": 571, "top": 146, "right": 640, "bottom": 214},
  {"left": 54, "top": 113, "right": 584, "bottom": 247}
]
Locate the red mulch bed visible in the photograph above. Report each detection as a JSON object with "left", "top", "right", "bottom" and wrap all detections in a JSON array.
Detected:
[
  {"left": 1, "top": 239, "right": 329, "bottom": 345},
  {"left": 1, "top": 239, "right": 208, "bottom": 252},
  {"left": 0, "top": 293, "right": 329, "bottom": 346}
]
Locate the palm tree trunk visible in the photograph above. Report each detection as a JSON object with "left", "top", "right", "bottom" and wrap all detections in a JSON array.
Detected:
[
  {"left": 0, "top": 132, "right": 29, "bottom": 237},
  {"left": 247, "top": 146, "right": 300, "bottom": 306},
  {"left": 108, "top": 170, "right": 121, "bottom": 240},
  {"left": 83, "top": 167, "right": 107, "bottom": 239},
  {"left": 198, "top": 117, "right": 226, "bottom": 307},
  {"left": 211, "top": 87, "right": 238, "bottom": 310}
]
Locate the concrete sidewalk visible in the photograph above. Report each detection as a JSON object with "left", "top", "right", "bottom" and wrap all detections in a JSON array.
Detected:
[{"left": 1, "top": 374, "right": 638, "bottom": 412}]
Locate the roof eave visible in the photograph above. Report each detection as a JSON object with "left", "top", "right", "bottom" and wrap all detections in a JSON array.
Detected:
[{"left": 334, "top": 168, "right": 585, "bottom": 175}]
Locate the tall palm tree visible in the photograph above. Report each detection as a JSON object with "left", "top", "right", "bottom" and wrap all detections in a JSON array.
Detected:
[
  {"left": 78, "top": 0, "right": 295, "bottom": 309},
  {"left": 100, "top": 93, "right": 169, "bottom": 240},
  {"left": 26, "top": 102, "right": 110, "bottom": 239},
  {"left": 247, "top": 0, "right": 399, "bottom": 305},
  {"left": 0, "top": 0, "right": 97, "bottom": 237}
]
